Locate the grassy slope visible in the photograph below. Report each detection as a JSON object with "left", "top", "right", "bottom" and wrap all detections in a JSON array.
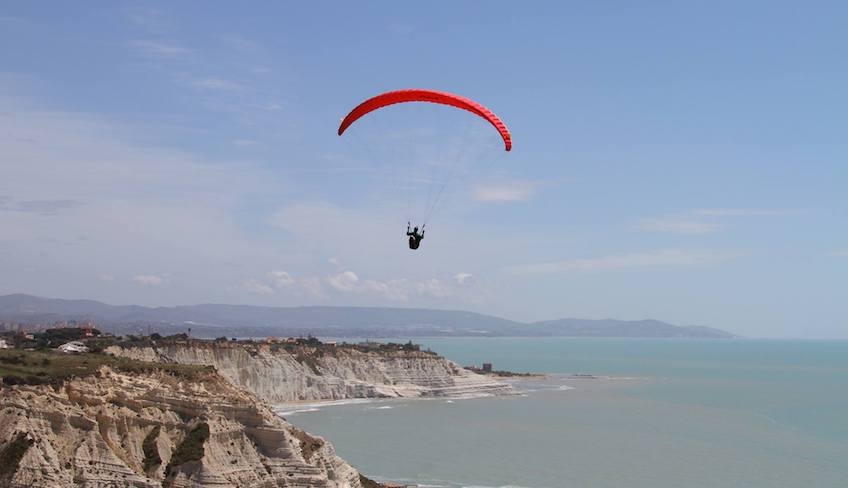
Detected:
[{"left": 0, "top": 349, "right": 213, "bottom": 386}]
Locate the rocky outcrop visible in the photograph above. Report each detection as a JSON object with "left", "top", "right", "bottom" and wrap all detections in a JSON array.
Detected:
[
  {"left": 0, "top": 367, "right": 363, "bottom": 488},
  {"left": 107, "top": 343, "right": 513, "bottom": 404}
]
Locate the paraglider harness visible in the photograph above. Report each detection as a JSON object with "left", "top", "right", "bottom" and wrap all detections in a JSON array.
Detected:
[{"left": 407, "top": 222, "right": 425, "bottom": 250}]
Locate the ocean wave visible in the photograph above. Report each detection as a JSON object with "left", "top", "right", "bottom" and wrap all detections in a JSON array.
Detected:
[
  {"left": 275, "top": 407, "right": 320, "bottom": 415},
  {"left": 273, "top": 398, "right": 378, "bottom": 416}
]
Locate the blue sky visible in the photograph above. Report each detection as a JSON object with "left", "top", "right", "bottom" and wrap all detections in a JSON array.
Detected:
[{"left": 1, "top": 2, "right": 846, "bottom": 338}]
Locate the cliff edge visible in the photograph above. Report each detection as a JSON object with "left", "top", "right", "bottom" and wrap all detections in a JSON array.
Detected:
[
  {"left": 107, "top": 341, "right": 514, "bottom": 404},
  {"left": 0, "top": 359, "right": 364, "bottom": 488}
]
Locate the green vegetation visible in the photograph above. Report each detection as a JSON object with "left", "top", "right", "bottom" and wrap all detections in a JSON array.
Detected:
[
  {"left": 464, "top": 365, "right": 544, "bottom": 377},
  {"left": 1, "top": 328, "right": 437, "bottom": 387},
  {"left": 165, "top": 422, "right": 210, "bottom": 475},
  {"left": 294, "top": 351, "right": 323, "bottom": 375},
  {"left": 0, "top": 349, "right": 214, "bottom": 386},
  {"left": 0, "top": 432, "right": 33, "bottom": 484},
  {"left": 2, "top": 327, "right": 103, "bottom": 350},
  {"left": 142, "top": 425, "right": 163, "bottom": 472}
]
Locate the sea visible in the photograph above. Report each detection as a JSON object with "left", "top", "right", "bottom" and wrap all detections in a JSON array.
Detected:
[{"left": 279, "top": 338, "right": 848, "bottom": 488}]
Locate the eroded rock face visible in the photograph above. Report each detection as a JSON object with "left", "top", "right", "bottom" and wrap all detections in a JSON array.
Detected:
[
  {"left": 108, "top": 343, "right": 513, "bottom": 403},
  {"left": 0, "top": 368, "right": 362, "bottom": 488}
]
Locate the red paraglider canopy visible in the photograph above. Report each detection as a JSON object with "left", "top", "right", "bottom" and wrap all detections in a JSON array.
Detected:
[{"left": 338, "top": 89, "right": 512, "bottom": 151}]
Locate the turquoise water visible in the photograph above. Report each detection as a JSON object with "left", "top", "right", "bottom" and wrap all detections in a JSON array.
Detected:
[{"left": 284, "top": 338, "right": 848, "bottom": 488}]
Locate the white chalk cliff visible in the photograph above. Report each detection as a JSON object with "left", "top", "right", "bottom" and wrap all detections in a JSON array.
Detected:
[
  {"left": 0, "top": 367, "right": 364, "bottom": 488},
  {"left": 107, "top": 342, "right": 514, "bottom": 404}
]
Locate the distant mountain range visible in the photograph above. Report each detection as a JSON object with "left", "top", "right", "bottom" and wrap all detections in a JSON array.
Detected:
[{"left": 0, "top": 294, "right": 736, "bottom": 338}]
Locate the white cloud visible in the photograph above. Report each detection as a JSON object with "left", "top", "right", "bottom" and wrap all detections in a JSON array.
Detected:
[
  {"left": 362, "top": 279, "right": 409, "bottom": 301},
  {"left": 454, "top": 273, "right": 474, "bottom": 285},
  {"left": 472, "top": 181, "right": 538, "bottom": 202},
  {"left": 98, "top": 274, "right": 115, "bottom": 282},
  {"left": 299, "top": 277, "right": 326, "bottom": 298},
  {"left": 507, "top": 249, "right": 741, "bottom": 276},
  {"left": 326, "top": 271, "right": 359, "bottom": 291},
  {"left": 239, "top": 270, "right": 450, "bottom": 301},
  {"left": 242, "top": 278, "right": 273, "bottom": 295},
  {"left": 416, "top": 278, "right": 450, "bottom": 298},
  {"left": 828, "top": 250, "right": 848, "bottom": 257},
  {"left": 133, "top": 274, "right": 165, "bottom": 286},
  {"left": 261, "top": 269, "right": 467, "bottom": 302},
  {"left": 328, "top": 257, "right": 340, "bottom": 266},
  {"left": 633, "top": 218, "right": 722, "bottom": 235},
  {"left": 267, "top": 270, "right": 294, "bottom": 288},
  {"left": 0, "top": 96, "right": 292, "bottom": 304}
]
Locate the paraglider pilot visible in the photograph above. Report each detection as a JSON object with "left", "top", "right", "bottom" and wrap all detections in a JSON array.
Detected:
[{"left": 407, "top": 222, "right": 425, "bottom": 250}]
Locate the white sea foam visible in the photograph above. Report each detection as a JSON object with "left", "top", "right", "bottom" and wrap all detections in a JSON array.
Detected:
[
  {"left": 275, "top": 407, "right": 321, "bottom": 415},
  {"left": 274, "top": 398, "right": 378, "bottom": 416},
  {"left": 379, "top": 475, "right": 542, "bottom": 488}
]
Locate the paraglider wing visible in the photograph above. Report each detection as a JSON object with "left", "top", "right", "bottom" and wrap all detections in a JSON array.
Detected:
[{"left": 338, "top": 89, "right": 512, "bottom": 151}]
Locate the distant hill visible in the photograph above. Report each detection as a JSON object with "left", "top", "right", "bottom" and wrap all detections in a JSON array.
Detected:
[{"left": 0, "top": 294, "right": 736, "bottom": 338}]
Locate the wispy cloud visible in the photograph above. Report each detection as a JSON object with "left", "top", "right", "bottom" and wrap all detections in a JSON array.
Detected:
[
  {"left": 241, "top": 278, "right": 273, "bottom": 295},
  {"left": 387, "top": 23, "right": 415, "bottom": 35},
  {"left": 0, "top": 95, "right": 292, "bottom": 304},
  {"left": 238, "top": 270, "right": 296, "bottom": 296},
  {"left": 828, "top": 250, "right": 848, "bottom": 257},
  {"left": 299, "top": 277, "right": 326, "bottom": 298},
  {"left": 634, "top": 208, "right": 794, "bottom": 235},
  {"left": 693, "top": 208, "right": 795, "bottom": 217},
  {"left": 360, "top": 279, "right": 410, "bottom": 301},
  {"left": 454, "top": 273, "right": 474, "bottom": 285},
  {"left": 416, "top": 278, "right": 450, "bottom": 298},
  {"left": 237, "top": 267, "right": 472, "bottom": 303},
  {"left": 233, "top": 139, "right": 260, "bottom": 147},
  {"left": 326, "top": 270, "right": 359, "bottom": 292},
  {"left": 128, "top": 40, "right": 192, "bottom": 58},
  {"left": 133, "top": 274, "right": 165, "bottom": 286},
  {"left": 472, "top": 181, "right": 539, "bottom": 202},
  {"left": 632, "top": 218, "right": 722, "bottom": 235},
  {"left": 188, "top": 78, "right": 243, "bottom": 91},
  {"left": 267, "top": 270, "right": 294, "bottom": 287},
  {"left": 507, "top": 249, "right": 741, "bottom": 276},
  {"left": 219, "top": 35, "right": 263, "bottom": 53},
  {"left": 126, "top": 8, "right": 173, "bottom": 33},
  {"left": 0, "top": 198, "right": 82, "bottom": 215}
]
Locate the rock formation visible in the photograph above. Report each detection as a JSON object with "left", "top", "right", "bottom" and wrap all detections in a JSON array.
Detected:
[
  {"left": 107, "top": 342, "right": 513, "bottom": 404},
  {"left": 0, "top": 366, "right": 363, "bottom": 488}
]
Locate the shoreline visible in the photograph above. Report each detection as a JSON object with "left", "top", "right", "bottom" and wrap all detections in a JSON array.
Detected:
[{"left": 273, "top": 391, "right": 512, "bottom": 416}]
